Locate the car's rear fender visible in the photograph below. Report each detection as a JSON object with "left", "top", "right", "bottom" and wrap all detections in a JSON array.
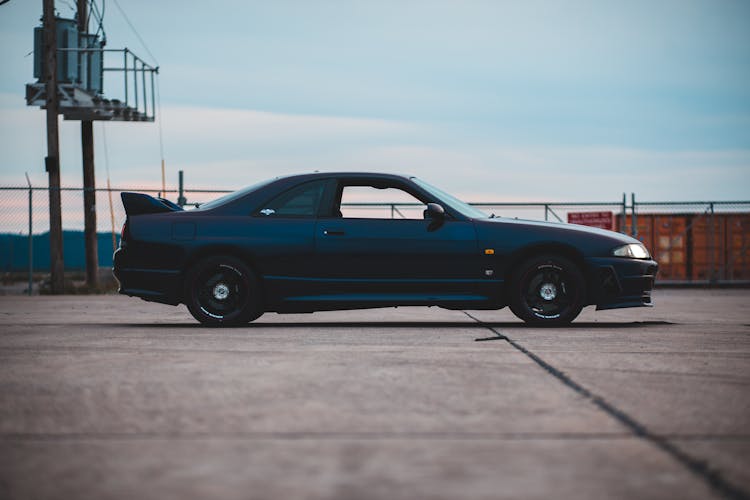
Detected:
[{"left": 182, "top": 245, "right": 261, "bottom": 279}]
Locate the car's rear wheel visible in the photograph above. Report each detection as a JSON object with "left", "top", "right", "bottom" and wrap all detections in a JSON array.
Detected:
[
  {"left": 184, "top": 255, "right": 262, "bottom": 326},
  {"left": 509, "top": 254, "right": 586, "bottom": 326}
]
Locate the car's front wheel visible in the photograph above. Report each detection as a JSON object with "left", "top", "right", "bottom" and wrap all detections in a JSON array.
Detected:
[
  {"left": 509, "top": 254, "right": 586, "bottom": 326},
  {"left": 184, "top": 255, "right": 262, "bottom": 326}
]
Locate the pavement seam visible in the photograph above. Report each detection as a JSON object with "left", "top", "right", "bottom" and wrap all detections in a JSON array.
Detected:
[
  {"left": 0, "top": 431, "right": 635, "bottom": 441},
  {"left": 463, "top": 311, "right": 750, "bottom": 500}
]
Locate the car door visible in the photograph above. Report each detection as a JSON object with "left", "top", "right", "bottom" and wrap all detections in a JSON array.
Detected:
[
  {"left": 313, "top": 180, "right": 484, "bottom": 301},
  {"left": 242, "top": 179, "right": 330, "bottom": 302}
]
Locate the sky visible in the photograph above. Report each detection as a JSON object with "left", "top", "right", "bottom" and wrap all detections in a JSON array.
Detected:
[{"left": 0, "top": 0, "right": 749, "bottom": 204}]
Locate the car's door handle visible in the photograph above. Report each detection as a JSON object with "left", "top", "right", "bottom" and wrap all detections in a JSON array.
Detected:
[{"left": 323, "top": 229, "right": 345, "bottom": 236}]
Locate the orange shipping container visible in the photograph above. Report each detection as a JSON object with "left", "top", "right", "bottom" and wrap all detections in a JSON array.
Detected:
[
  {"left": 616, "top": 214, "right": 654, "bottom": 257},
  {"left": 690, "top": 214, "right": 725, "bottom": 281},
  {"left": 725, "top": 215, "right": 750, "bottom": 280},
  {"left": 613, "top": 212, "right": 749, "bottom": 282},
  {"left": 653, "top": 215, "right": 688, "bottom": 280}
]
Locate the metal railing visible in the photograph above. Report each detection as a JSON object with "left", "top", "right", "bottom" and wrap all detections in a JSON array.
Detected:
[
  {"left": 113, "top": 48, "right": 158, "bottom": 119},
  {"left": 52, "top": 46, "right": 158, "bottom": 120}
]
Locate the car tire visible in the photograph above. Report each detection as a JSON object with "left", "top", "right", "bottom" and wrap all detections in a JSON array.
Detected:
[
  {"left": 509, "top": 254, "right": 586, "bottom": 326},
  {"left": 184, "top": 255, "right": 262, "bottom": 326}
]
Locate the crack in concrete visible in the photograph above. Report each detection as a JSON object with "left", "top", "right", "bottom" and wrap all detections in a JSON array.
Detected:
[{"left": 463, "top": 311, "right": 750, "bottom": 500}]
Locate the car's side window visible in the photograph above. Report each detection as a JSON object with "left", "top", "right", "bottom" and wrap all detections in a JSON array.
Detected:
[
  {"left": 339, "top": 185, "right": 426, "bottom": 219},
  {"left": 257, "top": 180, "right": 327, "bottom": 217}
]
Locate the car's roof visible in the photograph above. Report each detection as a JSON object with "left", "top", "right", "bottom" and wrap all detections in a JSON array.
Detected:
[
  {"left": 273, "top": 172, "right": 416, "bottom": 183},
  {"left": 196, "top": 172, "right": 421, "bottom": 214}
]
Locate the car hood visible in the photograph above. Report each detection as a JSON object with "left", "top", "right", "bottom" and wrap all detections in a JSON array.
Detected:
[
  {"left": 474, "top": 217, "right": 644, "bottom": 257},
  {"left": 488, "top": 216, "right": 637, "bottom": 238}
]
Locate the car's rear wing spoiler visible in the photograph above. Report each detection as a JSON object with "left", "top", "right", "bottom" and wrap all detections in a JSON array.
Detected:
[{"left": 121, "top": 192, "right": 184, "bottom": 216}]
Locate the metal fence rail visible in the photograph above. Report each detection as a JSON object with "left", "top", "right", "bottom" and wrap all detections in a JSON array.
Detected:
[{"left": 0, "top": 185, "right": 748, "bottom": 283}]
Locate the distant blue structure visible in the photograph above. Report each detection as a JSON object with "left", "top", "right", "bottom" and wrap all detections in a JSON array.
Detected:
[{"left": 0, "top": 232, "right": 120, "bottom": 272}]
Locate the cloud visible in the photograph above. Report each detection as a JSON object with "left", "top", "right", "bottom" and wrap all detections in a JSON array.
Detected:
[
  {"left": 161, "top": 105, "right": 417, "bottom": 151},
  {"left": 0, "top": 95, "right": 418, "bottom": 187},
  {"left": 350, "top": 145, "right": 750, "bottom": 202},
  {"left": 1, "top": 94, "right": 748, "bottom": 206}
]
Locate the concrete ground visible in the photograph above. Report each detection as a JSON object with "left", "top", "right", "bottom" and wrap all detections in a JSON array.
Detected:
[{"left": 0, "top": 289, "right": 748, "bottom": 500}]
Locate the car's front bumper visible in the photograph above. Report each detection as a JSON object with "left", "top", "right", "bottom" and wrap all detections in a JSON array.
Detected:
[{"left": 585, "top": 257, "right": 658, "bottom": 310}]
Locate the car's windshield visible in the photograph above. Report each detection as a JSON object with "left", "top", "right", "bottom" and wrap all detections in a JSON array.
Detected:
[
  {"left": 197, "top": 179, "right": 274, "bottom": 210},
  {"left": 411, "top": 177, "right": 488, "bottom": 219}
]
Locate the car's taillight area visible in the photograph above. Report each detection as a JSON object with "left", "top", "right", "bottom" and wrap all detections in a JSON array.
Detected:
[{"left": 120, "top": 220, "right": 128, "bottom": 247}]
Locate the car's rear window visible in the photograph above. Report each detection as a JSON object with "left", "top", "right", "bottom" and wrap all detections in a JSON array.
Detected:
[{"left": 198, "top": 179, "right": 274, "bottom": 210}]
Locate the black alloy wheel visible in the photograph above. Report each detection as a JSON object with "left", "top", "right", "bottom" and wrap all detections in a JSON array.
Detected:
[
  {"left": 509, "top": 254, "right": 586, "bottom": 326},
  {"left": 185, "top": 255, "right": 262, "bottom": 326}
]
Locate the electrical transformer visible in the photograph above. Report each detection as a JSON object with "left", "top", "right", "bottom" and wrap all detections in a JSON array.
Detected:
[{"left": 33, "top": 17, "right": 103, "bottom": 94}]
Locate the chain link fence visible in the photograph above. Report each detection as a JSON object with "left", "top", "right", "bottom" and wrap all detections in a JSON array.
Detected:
[
  {"left": 1, "top": 185, "right": 748, "bottom": 284},
  {"left": 0, "top": 185, "right": 232, "bottom": 235}
]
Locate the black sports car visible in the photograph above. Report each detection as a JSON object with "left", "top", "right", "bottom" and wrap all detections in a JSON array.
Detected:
[{"left": 113, "top": 172, "right": 657, "bottom": 326}]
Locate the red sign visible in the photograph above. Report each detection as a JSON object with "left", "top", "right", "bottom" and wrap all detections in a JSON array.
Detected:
[{"left": 567, "top": 211, "right": 613, "bottom": 230}]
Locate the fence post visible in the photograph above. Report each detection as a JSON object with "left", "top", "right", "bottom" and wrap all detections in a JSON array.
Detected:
[
  {"left": 544, "top": 204, "right": 549, "bottom": 221},
  {"left": 631, "top": 193, "right": 637, "bottom": 237},
  {"left": 178, "top": 170, "right": 186, "bottom": 207},
  {"left": 25, "top": 173, "right": 33, "bottom": 296},
  {"left": 621, "top": 193, "right": 626, "bottom": 234},
  {"left": 709, "top": 202, "right": 716, "bottom": 284}
]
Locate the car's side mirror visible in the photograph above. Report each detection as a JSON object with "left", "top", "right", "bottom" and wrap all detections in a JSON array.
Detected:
[
  {"left": 424, "top": 203, "right": 445, "bottom": 220},
  {"left": 424, "top": 203, "right": 445, "bottom": 231}
]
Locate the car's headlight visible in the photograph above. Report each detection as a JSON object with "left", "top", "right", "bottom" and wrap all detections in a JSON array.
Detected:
[{"left": 612, "top": 243, "right": 650, "bottom": 259}]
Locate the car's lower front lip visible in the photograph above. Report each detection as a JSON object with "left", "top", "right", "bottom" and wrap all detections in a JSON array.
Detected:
[{"left": 585, "top": 257, "right": 658, "bottom": 310}]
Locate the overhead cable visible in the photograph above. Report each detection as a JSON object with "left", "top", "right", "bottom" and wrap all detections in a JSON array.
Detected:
[{"left": 111, "top": 0, "right": 158, "bottom": 66}]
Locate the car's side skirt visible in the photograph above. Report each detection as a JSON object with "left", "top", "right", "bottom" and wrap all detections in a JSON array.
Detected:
[
  {"left": 262, "top": 275, "right": 503, "bottom": 312},
  {"left": 285, "top": 293, "right": 489, "bottom": 303}
]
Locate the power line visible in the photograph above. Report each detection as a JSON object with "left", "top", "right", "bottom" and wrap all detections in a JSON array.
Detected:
[
  {"left": 100, "top": 122, "right": 111, "bottom": 179},
  {"left": 156, "top": 74, "right": 167, "bottom": 196},
  {"left": 156, "top": 74, "right": 165, "bottom": 161},
  {"left": 110, "top": 0, "right": 158, "bottom": 66},
  {"left": 100, "top": 122, "right": 118, "bottom": 253},
  {"left": 106, "top": 0, "right": 165, "bottom": 193},
  {"left": 87, "top": 0, "right": 106, "bottom": 41}
]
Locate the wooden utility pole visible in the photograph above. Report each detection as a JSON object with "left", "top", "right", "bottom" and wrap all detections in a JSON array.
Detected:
[
  {"left": 78, "top": 0, "right": 98, "bottom": 289},
  {"left": 43, "top": 0, "right": 65, "bottom": 293}
]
